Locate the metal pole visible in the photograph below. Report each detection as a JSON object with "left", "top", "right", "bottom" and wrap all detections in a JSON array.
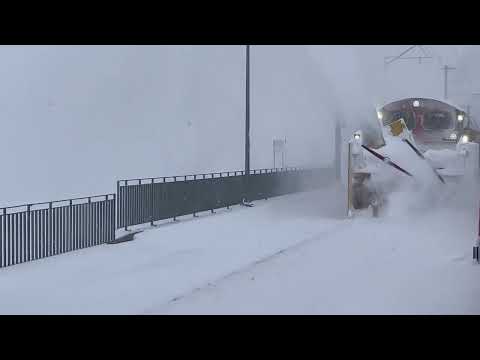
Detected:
[
  {"left": 244, "top": 45, "right": 251, "bottom": 202},
  {"left": 347, "top": 142, "right": 353, "bottom": 218},
  {"left": 245, "top": 45, "right": 250, "bottom": 176},
  {"left": 273, "top": 140, "right": 276, "bottom": 169},
  {"left": 335, "top": 120, "right": 341, "bottom": 181},
  {"left": 444, "top": 66, "right": 448, "bottom": 100},
  {"left": 443, "top": 65, "right": 456, "bottom": 100}
]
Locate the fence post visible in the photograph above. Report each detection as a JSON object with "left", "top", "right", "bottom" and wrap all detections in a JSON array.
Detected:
[
  {"left": 69, "top": 199, "right": 73, "bottom": 252},
  {"left": 123, "top": 181, "right": 128, "bottom": 232},
  {"left": 116, "top": 180, "right": 120, "bottom": 231},
  {"left": 88, "top": 197, "right": 92, "bottom": 248},
  {"left": 193, "top": 175, "right": 198, "bottom": 217},
  {"left": 475, "top": 205, "right": 479, "bottom": 263},
  {"left": 335, "top": 119, "right": 342, "bottom": 181},
  {"left": 112, "top": 194, "right": 116, "bottom": 243},
  {"left": 48, "top": 202, "right": 53, "bottom": 257},
  {"left": 1, "top": 208, "right": 5, "bottom": 268},
  {"left": 26, "top": 204, "right": 31, "bottom": 262},
  {"left": 151, "top": 178, "right": 155, "bottom": 226}
]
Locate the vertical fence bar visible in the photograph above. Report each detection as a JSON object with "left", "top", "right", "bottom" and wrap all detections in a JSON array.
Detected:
[
  {"left": 94, "top": 200, "right": 97, "bottom": 246},
  {"left": 58, "top": 206, "right": 62, "bottom": 254},
  {"left": 15, "top": 212, "right": 19, "bottom": 265},
  {"left": 68, "top": 200, "right": 73, "bottom": 252},
  {"left": 2, "top": 209, "right": 5, "bottom": 267},
  {"left": 0, "top": 210, "right": 2, "bottom": 268},
  {"left": 87, "top": 197, "right": 92, "bottom": 248},
  {"left": 19, "top": 211, "right": 24, "bottom": 263},
  {"left": 95, "top": 200, "right": 100, "bottom": 245},
  {"left": 8, "top": 213, "right": 12, "bottom": 266},
  {"left": 116, "top": 181, "right": 120, "bottom": 230},
  {"left": 74, "top": 203, "right": 78, "bottom": 251},
  {"left": 112, "top": 194, "right": 116, "bottom": 243},
  {"left": 60, "top": 206, "right": 68, "bottom": 254},
  {"left": 62, "top": 205, "right": 66, "bottom": 253},
  {"left": 103, "top": 195, "right": 108, "bottom": 243},
  {"left": 84, "top": 201, "right": 88, "bottom": 249},
  {"left": 32, "top": 209, "right": 36, "bottom": 261},
  {"left": 43, "top": 208, "right": 47, "bottom": 258},
  {"left": 124, "top": 181, "right": 128, "bottom": 231},
  {"left": 19, "top": 212, "right": 23, "bottom": 264},
  {"left": 22, "top": 211, "right": 29, "bottom": 262},
  {"left": 81, "top": 202, "right": 85, "bottom": 249},
  {"left": 47, "top": 202, "right": 52, "bottom": 258},
  {"left": 53, "top": 206, "right": 57, "bottom": 256},
  {"left": 91, "top": 200, "right": 96, "bottom": 246},
  {"left": 79, "top": 203, "right": 83, "bottom": 249},
  {"left": 151, "top": 179, "right": 154, "bottom": 226},
  {"left": 25, "top": 206, "right": 30, "bottom": 262}
]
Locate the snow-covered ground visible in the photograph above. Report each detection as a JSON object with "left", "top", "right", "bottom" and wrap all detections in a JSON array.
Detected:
[
  {"left": 160, "top": 209, "right": 480, "bottom": 315},
  {"left": 0, "top": 182, "right": 479, "bottom": 314}
]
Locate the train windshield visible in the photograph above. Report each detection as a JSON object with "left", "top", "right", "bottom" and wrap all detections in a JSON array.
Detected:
[
  {"left": 382, "top": 111, "right": 416, "bottom": 130},
  {"left": 423, "top": 111, "right": 453, "bottom": 130}
]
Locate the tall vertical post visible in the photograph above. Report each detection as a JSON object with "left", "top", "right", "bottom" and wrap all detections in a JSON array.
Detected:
[
  {"left": 444, "top": 66, "right": 448, "bottom": 100},
  {"left": 244, "top": 45, "right": 251, "bottom": 202},
  {"left": 335, "top": 120, "right": 342, "bottom": 181},
  {"left": 443, "top": 65, "right": 456, "bottom": 100},
  {"left": 347, "top": 141, "right": 353, "bottom": 218},
  {"left": 273, "top": 140, "right": 276, "bottom": 169}
]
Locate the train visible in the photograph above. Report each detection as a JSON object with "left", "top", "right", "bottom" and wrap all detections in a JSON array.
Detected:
[{"left": 347, "top": 97, "right": 480, "bottom": 216}]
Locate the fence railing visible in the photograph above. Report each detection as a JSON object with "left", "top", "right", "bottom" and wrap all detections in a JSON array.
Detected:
[
  {"left": 0, "top": 194, "right": 116, "bottom": 268},
  {"left": 0, "top": 166, "right": 335, "bottom": 269},
  {"left": 117, "top": 167, "right": 334, "bottom": 230}
]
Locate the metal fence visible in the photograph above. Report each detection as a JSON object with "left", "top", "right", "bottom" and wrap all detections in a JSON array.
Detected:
[
  {"left": 117, "top": 167, "right": 334, "bottom": 230},
  {"left": 0, "top": 122, "right": 341, "bottom": 269},
  {"left": 0, "top": 194, "right": 116, "bottom": 268},
  {"left": 0, "top": 167, "right": 334, "bottom": 269}
]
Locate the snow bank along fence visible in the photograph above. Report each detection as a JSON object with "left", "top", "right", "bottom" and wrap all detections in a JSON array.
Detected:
[
  {"left": 0, "top": 194, "right": 116, "bottom": 268},
  {"left": 117, "top": 167, "right": 334, "bottom": 230}
]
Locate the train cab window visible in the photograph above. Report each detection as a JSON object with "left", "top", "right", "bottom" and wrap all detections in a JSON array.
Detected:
[
  {"left": 382, "top": 111, "right": 415, "bottom": 130},
  {"left": 423, "top": 111, "right": 453, "bottom": 130}
]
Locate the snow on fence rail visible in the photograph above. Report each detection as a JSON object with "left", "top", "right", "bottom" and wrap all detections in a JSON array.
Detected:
[
  {"left": 0, "top": 194, "right": 116, "bottom": 268},
  {"left": 117, "top": 167, "right": 334, "bottom": 230}
]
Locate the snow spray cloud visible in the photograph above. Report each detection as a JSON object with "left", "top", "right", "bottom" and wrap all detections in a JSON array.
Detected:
[
  {"left": 303, "top": 46, "right": 480, "bottom": 216},
  {"left": 0, "top": 45, "right": 478, "bottom": 208}
]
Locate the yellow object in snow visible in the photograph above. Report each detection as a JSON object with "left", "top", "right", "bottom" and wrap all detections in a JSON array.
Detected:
[{"left": 389, "top": 118, "right": 407, "bottom": 137}]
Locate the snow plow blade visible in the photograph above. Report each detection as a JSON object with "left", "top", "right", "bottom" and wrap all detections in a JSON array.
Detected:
[
  {"left": 361, "top": 145, "right": 413, "bottom": 177},
  {"left": 402, "top": 139, "right": 446, "bottom": 184}
]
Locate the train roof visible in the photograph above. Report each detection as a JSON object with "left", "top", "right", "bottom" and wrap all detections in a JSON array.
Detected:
[{"left": 378, "top": 97, "right": 466, "bottom": 113}]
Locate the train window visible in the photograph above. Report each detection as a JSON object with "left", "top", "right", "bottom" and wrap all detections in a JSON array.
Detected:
[
  {"left": 382, "top": 111, "right": 415, "bottom": 130},
  {"left": 423, "top": 111, "right": 453, "bottom": 130}
]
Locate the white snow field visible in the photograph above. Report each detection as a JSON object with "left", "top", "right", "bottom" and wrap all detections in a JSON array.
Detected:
[{"left": 0, "top": 182, "right": 479, "bottom": 314}]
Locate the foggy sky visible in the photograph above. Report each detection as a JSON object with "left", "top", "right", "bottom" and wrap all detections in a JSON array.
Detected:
[{"left": 0, "top": 45, "right": 477, "bottom": 205}]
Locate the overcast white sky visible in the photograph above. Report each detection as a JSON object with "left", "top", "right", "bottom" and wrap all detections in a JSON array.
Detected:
[{"left": 0, "top": 45, "right": 477, "bottom": 205}]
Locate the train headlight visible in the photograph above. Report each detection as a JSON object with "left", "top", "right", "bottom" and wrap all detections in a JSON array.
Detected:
[
  {"left": 460, "top": 134, "right": 470, "bottom": 143},
  {"left": 449, "top": 133, "right": 458, "bottom": 140},
  {"left": 377, "top": 111, "right": 383, "bottom": 121},
  {"left": 458, "top": 114, "right": 464, "bottom": 122},
  {"left": 354, "top": 133, "right": 361, "bottom": 140},
  {"left": 413, "top": 100, "right": 420, "bottom": 108}
]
